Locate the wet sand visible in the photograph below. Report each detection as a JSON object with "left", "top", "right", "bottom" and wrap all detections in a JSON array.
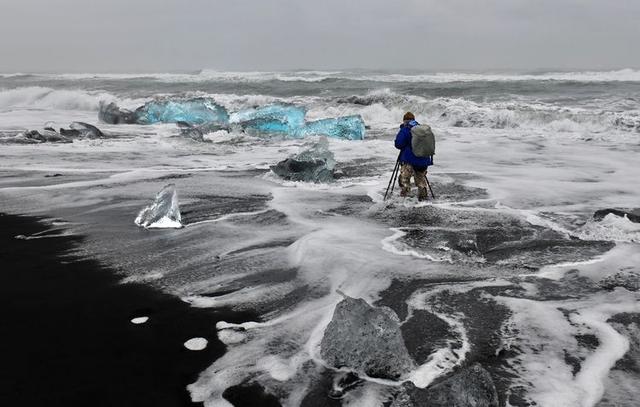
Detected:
[{"left": 0, "top": 212, "right": 255, "bottom": 406}]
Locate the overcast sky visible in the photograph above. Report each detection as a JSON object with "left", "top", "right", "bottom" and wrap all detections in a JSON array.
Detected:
[{"left": 0, "top": 0, "right": 638, "bottom": 72}]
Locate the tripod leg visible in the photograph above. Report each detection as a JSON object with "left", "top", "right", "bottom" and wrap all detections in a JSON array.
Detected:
[
  {"left": 425, "top": 175, "right": 436, "bottom": 199},
  {"left": 390, "top": 162, "right": 401, "bottom": 196},
  {"left": 384, "top": 159, "right": 400, "bottom": 200}
]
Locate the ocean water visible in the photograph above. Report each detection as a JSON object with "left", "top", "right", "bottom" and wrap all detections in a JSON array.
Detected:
[{"left": 1, "top": 70, "right": 639, "bottom": 407}]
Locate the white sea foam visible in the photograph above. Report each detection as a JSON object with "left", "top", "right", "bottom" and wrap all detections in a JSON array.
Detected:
[
  {"left": 537, "top": 243, "right": 640, "bottom": 282},
  {"left": 381, "top": 228, "right": 444, "bottom": 262},
  {"left": 497, "top": 291, "right": 640, "bottom": 407},
  {"left": 578, "top": 213, "right": 640, "bottom": 243},
  {"left": 184, "top": 337, "right": 208, "bottom": 351},
  {"left": 407, "top": 309, "right": 470, "bottom": 388},
  {"left": 131, "top": 316, "right": 149, "bottom": 324}
]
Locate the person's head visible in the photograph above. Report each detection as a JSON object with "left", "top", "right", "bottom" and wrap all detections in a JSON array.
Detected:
[{"left": 403, "top": 112, "right": 415, "bottom": 122}]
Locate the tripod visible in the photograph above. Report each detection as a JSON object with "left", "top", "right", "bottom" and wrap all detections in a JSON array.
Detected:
[
  {"left": 383, "top": 153, "right": 401, "bottom": 201},
  {"left": 384, "top": 153, "right": 436, "bottom": 200}
]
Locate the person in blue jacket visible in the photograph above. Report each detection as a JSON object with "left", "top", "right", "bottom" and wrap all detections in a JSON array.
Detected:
[{"left": 394, "top": 112, "right": 433, "bottom": 201}]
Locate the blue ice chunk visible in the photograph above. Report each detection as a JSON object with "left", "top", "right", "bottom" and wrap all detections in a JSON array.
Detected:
[
  {"left": 295, "top": 115, "right": 365, "bottom": 140},
  {"left": 232, "top": 104, "right": 306, "bottom": 133},
  {"left": 135, "top": 98, "right": 229, "bottom": 125},
  {"left": 244, "top": 119, "right": 292, "bottom": 134}
]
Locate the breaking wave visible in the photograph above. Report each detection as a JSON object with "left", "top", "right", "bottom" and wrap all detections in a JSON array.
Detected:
[
  {"left": 1, "top": 85, "right": 638, "bottom": 136},
  {"left": 5, "top": 68, "right": 640, "bottom": 83},
  {"left": 336, "top": 89, "right": 640, "bottom": 134},
  {"left": 0, "top": 87, "right": 119, "bottom": 111},
  {"left": 349, "top": 68, "right": 640, "bottom": 83}
]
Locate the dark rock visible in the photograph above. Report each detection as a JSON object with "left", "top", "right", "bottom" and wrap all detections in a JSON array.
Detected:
[
  {"left": 392, "top": 364, "right": 499, "bottom": 407},
  {"left": 59, "top": 128, "right": 81, "bottom": 137},
  {"left": 320, "top": 294, "right": 414, "bottom": 380},
  {"left": 59, "top": 122, "right": 104, "bottom": 139},
  {"left": 594, "top": 208, "right": 640, "bottom": 223},
  {"left": 22, "top": 129, "right": 71, "bottom": 143}
]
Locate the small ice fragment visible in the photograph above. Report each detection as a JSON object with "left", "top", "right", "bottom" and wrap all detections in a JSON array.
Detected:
[
  {"left": 184, "top": 337, "right": 208, "bottom": 351},
  {"left": 134, "top": 184, "right": 183, "bottom": 229},
  {"left": 131, "top": 316, "right": 149, "bottom": 324},
  {"left": 271, "top": 137, "right": 336, "bottom": 182}
]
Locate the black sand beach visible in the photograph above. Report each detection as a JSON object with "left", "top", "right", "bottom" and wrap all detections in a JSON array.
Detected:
[{"left": 0, "top": 213, "right": 255, "bottom": 406}]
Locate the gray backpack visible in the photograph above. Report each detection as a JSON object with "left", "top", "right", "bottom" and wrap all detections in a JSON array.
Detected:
[{"left": 410, "top": 124, "right": 436, "bottom": 157}]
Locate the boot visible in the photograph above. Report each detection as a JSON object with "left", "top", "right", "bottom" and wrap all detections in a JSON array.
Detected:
[{"left": 418, "top": 187, "right": 428, "bottom": 201}]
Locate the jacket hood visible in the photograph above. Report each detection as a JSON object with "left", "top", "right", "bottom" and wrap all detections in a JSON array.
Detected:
[{"left": 400, "top": 120, "right": 420, "bottom": 128}]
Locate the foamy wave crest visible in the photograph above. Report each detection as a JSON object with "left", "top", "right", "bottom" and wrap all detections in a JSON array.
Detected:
[
  {"left": 26, "top": 70, "right": 343, "bottom": 83},
  {"left": 353, "top": 69, "right": 640, "bottom": 83},
  {"left": 578, "top": 214, "right": 640, "bottom": 243},
  {"left": 0, "top": 87, "right": 118, "bottom": 111},
  {"left": 430, "top": 99, "right": 640, "bottom": 133},
  {"left": 196, "top": 70, "right": 341, "bottom": 83},
  {"left": 335, "top": 89, "right": 640, "bottom": 133},
  {"left": 18, "top": 68, "right": 640, "bottom": 83}
]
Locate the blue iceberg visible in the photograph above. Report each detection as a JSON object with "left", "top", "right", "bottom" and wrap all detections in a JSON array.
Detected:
[
  {"left": 135, "top": 98, "right": 229, "bottom": 125},
  {"left": 98, "top": 98, "right": 366, "bottom": 140},
  {"left": 232, "top": 104, "right": 306, "bottom": 134},
  {"left": 231, "top": 104, "right": 365, "bottom": 140},
  {"left": 295, "top": 115, "right": 365, "bottom": 140}
]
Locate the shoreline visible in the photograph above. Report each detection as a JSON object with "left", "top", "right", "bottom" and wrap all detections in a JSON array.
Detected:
[{"left": 0, "top": 212, "right": 256, "bottom": 406}]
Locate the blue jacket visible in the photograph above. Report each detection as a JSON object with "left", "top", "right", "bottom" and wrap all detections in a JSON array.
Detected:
[{"left": 394, "top": 120, "right": 433, "bottom": 168}]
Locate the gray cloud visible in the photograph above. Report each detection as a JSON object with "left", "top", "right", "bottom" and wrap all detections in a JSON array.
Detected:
[{"left": 0, "top": 0, "right": 638, "bottom": 72}]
